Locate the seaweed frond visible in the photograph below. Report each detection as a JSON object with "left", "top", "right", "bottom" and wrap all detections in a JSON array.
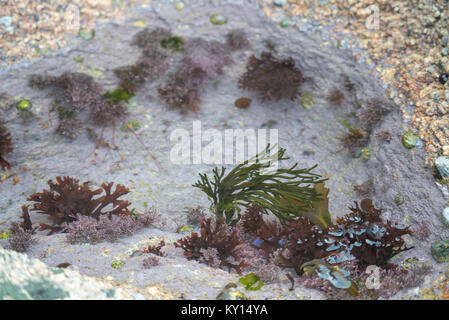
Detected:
[
  {"left": 159, "top": 38, "right": 231, "bottom": 111},
  {"left": 114, "top": 47, "right": 169, "bottom": 94},
  {"left": 8, "top": 223, "right": 35, "bottom": 253},
  {"left": 226, "top": 29, "right": 251, "bottom": 51},
  {"left": 374, "top": 130, "right": 392, "bottom": 143},
  {"left": 28, "top": 176, "right": 131, "bottom": 233},
  {"left": 357, "top": 98, "right": 391, "bottom": 133},
  {"left": 193, "top": 144, "right": 328, "bottom": 225},
  {"left": 327, "top": 90, "right": 345, "bottom": 106},
  {"left": 240, "top": 205, "right": 265, "bottom": 235},
  {"left": 280, "top": 217, "right": 330, "bottom": 275},
  {"left": 7, "top": 206, "right": 37, "bottom": 253},
  {"left": 29, "top": 72, "right": 127, "bottom": 138},
  {"left": 238, "top": 52, "right": 306, "bottom": 102},
  {"left": 338, "top": 126, "right": 367, "bottom": 155},
  {"left": 328, "top": 199, "right": 413, "bottom": 268},
  {"left": 0, "top": 123, "right": 13, "bottom": 171},
  {"left": 133, "top": 28, "right": 172, "bottom": 49},
  {"left": 63, "top": 210, "right": 156, "bottom": 244},
  {"left": 161, "top": 36, "right": 185, "bottom": 52},
  {"left": 144, "top": 240, "right": 166, "bottom": 256},
  {"left": 174, "top": 218, "right": 247, "bottom": 274},
  {"left": 185, "top": 206, "right": 207, "bottom": 226}
]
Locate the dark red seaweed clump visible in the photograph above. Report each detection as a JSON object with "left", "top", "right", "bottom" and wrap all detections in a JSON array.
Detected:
[
  {"left": 28, "top": 176, "right": 131, "bottom": 233},
  {"left": 238, "top": 51, "right": 306, "bottom": 102},
  {"left": 0, "top": 123, "right": 13, "bottom": 171},
  {"left": 174, "top": 218, "right": 247, "bottom": 274},
  {"left": 29, "top": 72, "right": 127, "bottom": 138}
]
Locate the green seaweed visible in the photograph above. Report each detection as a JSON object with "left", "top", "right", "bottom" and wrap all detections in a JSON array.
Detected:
[
  {"left": 120, "top": 119, "right": 140, "bottom": 132},
  {"left": 161, "top": 36, "right": 185, "bottom": 52},
  {"left": 193, "top": 144, "right": 328, "bottom": 225},
  {"left": 104, "top": 88, "right": 135, "bottom": 103},
  {"left": 238, "top": 273, "right": 264, "bottom": 291}
]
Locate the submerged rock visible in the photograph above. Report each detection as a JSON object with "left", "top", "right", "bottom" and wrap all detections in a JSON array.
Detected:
[
  {"left": 174, "top": 1, "right": 185, "bottom": 11},
  {"left": 273, "top": 0, "right": 287, "bottom": 7},
  {"left": 435, "top": 156, "right": 449, "bottom": 178},
  {"left": 216, "top": 283, "right": 247, "bottom": 300},
  {"left": 300, "top": 93, "right": 314, "bottom": 109},
  {"left": 234, "top": 97, "right": 252, "bottom": 109},
  {"left": 431, "top": 239, "right": 449, "bottom": 263},
  {"left": 15, "top": 99, "right": 32, "bottom": 111},
  {"left": 210, "top": 14, "right": 227, "bottom": 25},
  {"left": 441, "top": 207, "right": 449, "bottom": 228},
  {"left": 280, "top": 18, "right": 292, "bottom": 28},
  {"left": 78, "top": 28, "right": 95, "bottom": 40},
  {"left": 401, "top": 131, "right": 419, "bottom": 149}
]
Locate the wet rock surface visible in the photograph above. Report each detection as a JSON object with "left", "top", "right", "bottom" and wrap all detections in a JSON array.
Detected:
[{"left": 0, "top": 1, "right": 448, "bottom": 299}]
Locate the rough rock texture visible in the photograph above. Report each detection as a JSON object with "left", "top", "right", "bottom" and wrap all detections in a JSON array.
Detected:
[
  {"left": 0, "top": 0, "right": 448, "bottom": 299},
  {"left": 0, "top": 246, "right": 176, "bottom": 300}
]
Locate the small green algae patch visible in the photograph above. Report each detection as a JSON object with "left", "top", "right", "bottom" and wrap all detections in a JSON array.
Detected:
[
  {"left": 73, "top": 56, "right": 84, "bottom": 63},
  {"left": 210, "top": 14, "right": 227, "bottom": 25},
  {"left": 161, "top": 36, "right": 185, "bottom": 52},
  {"left": 401, "top": 132, "right": 419, "bottom": 149},
  {"left": 104, "top": 88, "right": 135, "bottom": 103},
  {"left": 110, "top": 259, "right": 125, "bottom": 269},
  {"left": 431, "top": 239, "right": 449, "bottom": 263},
  {"left": 78, "top": 28, "right": 95, "bottom": 40},
  {"left": 238, "top": 273, "right": 264, "bottom": 291},
  {"left": 120, "top": 119, "right": 141, "bottom": 132},
  {"left": 300, "top": 93, "right": 314, "bottom": 110},
  {"left": 0, "top": 230, "right": 10, "bottom": 239},
  {"left": 16, "top": 99, "right": 32, "bottom": 111}
]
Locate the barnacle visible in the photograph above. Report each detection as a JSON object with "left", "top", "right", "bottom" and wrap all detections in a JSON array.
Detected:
[
  {"left": 238, "top": 52, "right": 306, "bottom": 102},
  {"left": 27, "top": 176, "right": 131, "bottom": 233}
]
